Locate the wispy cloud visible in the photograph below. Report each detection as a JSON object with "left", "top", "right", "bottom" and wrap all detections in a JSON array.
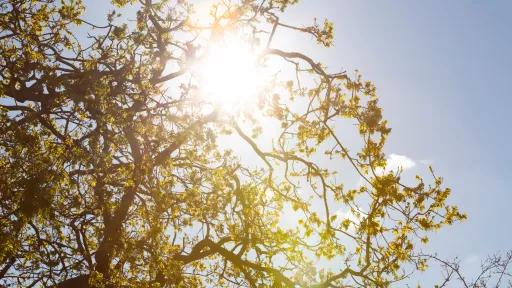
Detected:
[
  {"left": 374, "top": 153, "right": 416, "bottom": 176},
  {"left": 383, "top": 153, "right": 416, "bottom": 174},
  {"left": 357, "top": 153, "right": 416, "bottom": 187}
]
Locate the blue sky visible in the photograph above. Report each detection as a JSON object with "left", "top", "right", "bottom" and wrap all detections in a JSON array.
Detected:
[{"left": 279, "top": 0, "right": 512, "bottom": 280}]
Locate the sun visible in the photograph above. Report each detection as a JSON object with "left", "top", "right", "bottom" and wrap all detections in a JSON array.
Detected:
[{"left": 192, "top": 34, "right": 265, "bottom": 110}]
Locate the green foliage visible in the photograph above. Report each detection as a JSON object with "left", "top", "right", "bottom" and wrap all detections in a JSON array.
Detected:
[{"left": 0, "top": 0, "right": 465, "bottom": 287}]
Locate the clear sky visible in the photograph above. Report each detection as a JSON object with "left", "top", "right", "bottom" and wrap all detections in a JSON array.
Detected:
[{"left": 278, "top": 0, "right": 512, "bottom": 282}]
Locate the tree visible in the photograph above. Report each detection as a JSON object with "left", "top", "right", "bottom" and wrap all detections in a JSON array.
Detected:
[
  {"left": 428, "top": 250, "right": 512, "bottom": 287},
  {"left": 0, "top": 0, "right": 467, "bottom": 287}
]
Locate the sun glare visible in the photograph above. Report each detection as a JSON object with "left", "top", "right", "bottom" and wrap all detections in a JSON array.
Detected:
[{"left": 193, "top": 35, "right": 264, "bottom": 110}]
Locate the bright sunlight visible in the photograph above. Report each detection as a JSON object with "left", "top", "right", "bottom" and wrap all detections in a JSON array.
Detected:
[{"left": 192, "top": 34, "right": 265, "bottom": 110}]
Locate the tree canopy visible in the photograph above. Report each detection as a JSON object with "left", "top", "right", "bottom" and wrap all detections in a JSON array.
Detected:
[{"left": 0, "top": 0, "right": 467, "bottom": 287}]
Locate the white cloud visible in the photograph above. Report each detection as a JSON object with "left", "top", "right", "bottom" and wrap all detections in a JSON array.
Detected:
[
  {"left": 387, "top": 153, "right": 416, "bottom": 171},
  {"left": 355, "top": 153, "right": 416, "bottom": 187},
  {"left": 375, "top": 153, "right": 416, "bottom": 176}
]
